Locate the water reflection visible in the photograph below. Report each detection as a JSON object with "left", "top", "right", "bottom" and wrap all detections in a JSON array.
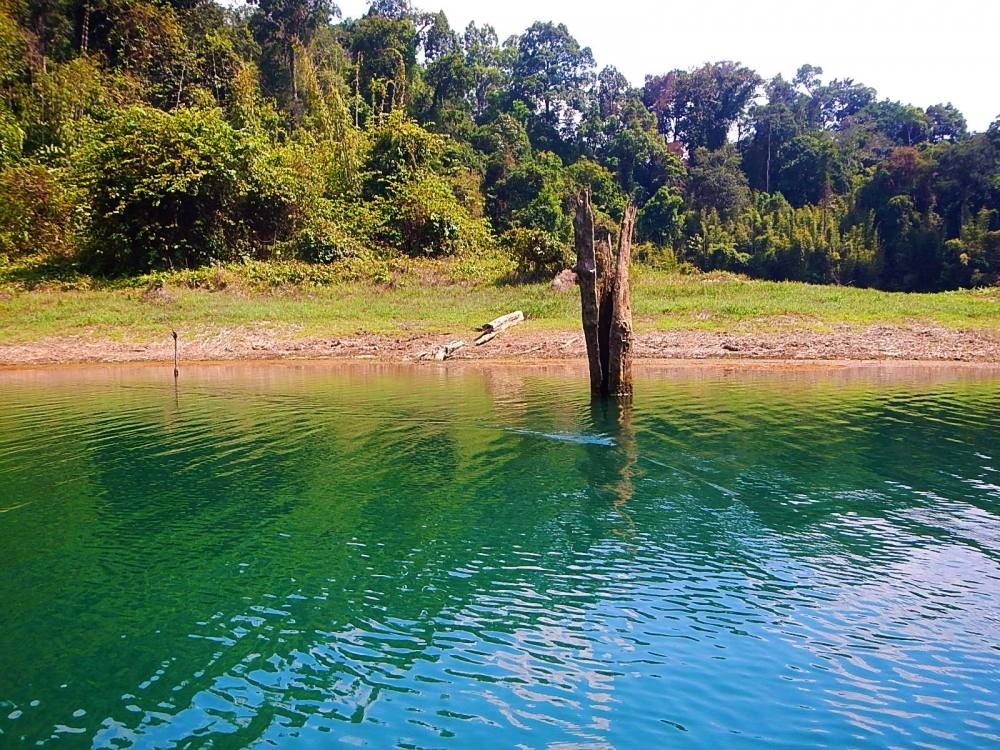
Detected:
[{"left": 0, "top": 362, "right": 997, "bottom": 749}]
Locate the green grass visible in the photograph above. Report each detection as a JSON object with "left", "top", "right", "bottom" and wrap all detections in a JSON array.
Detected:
[{"left": 0, "top": 255, "right": 997, "bottom": 345}]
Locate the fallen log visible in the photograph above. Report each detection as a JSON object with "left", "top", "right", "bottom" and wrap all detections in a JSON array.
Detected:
[
  {"left": 474, "top": 310, "right": 524, "bottom": 346},
  {"left": 433, "top": 340, "right": 465, "bottom": 361},
  {"left": 478, "top": 311, "right": 524, "bottom": 334},
  {"left": 474, "top": 331, "right": 499, "bottom": 347}
]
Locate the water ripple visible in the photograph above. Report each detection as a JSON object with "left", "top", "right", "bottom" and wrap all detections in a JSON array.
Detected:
[{"left": 0, "top": 363, "right": 997, "bottom": 748}]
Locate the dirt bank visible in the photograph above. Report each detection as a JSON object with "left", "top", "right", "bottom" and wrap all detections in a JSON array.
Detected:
[{"left": 1, "top": 323, "right": 997, "bottom": 367}]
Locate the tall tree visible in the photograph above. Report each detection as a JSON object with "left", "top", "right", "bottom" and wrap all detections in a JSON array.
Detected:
[
  {"left": 595, "top": 65, "right": 629, "bottom": 119},
  {"left": 775, "top": 131, "right": 850, "bottom": 206},
  {"left": 20, "top": 0, "right": 75, "bottom": 61},
  {"left": 462, "top": 22, "right": 509, "bottom": 119},
  {"left": 806, "top": 78, "right": 876, "bottom": 130},
  {"left": 346, "top": 9, "right": 417, "bottom": 119},
  {"left": 250, "top": 0, "right": 340, "bottom": 106},
  {"left": 508, "top": 21, "right": 594, "bottom": 155},
  {"left": 925, "top": 103, "right": 968, "bottom": 143},
  {"left": 365, "top": 0, "right": 412, "bottom": 20},
  {"left": 931, "top": 134, "right": 999, "bottom": 236},
  {"left": 687, "top": 144, "right": 751, "bottom": 217},
  {"left": 420, "top": 9, "right": 456, "bottom": 61},
  {"left": 862, "top": 100, "right": 929, "bottom": 146},
  {"left": 742, "top": 74, "right": 804, "bottom": 192},
  {"left": 988, "top": 116, "right": 1000, "bottom": 149},
  {"left": 643, "top": 62, "right": 761, "bottom": 153}
]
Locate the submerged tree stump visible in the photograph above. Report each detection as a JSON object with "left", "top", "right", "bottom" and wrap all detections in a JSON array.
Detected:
[{"left": 573, "top": 190, "right": 636, "bottom": 398}]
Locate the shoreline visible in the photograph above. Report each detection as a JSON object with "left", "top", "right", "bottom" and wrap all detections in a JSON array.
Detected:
[
  {"left": 1, "top": 324, "right": 998, "bottom": 371},
  {"left": 3, "top": 357, "right": 998, "bottom": 374}
]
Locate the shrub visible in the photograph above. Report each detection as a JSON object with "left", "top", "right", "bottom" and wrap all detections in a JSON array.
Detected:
[
  {"left": 502, "top": 227, "right": 570, "bottom": 279},
  {"left": 376, "top": 170, "right": 492, "bottom": 257},
  {"left": 363, "top": 112, "right": 445, "bottom": 195},
  {"left": 634, "top": 241, "right": 678, "bottom": 270},
  {"left": 390, "top": 175, "right": 457, "bottom": 255},
  {"left": 939, "top": 210, "right": 1000, "bottom": 288},
  {"left": 12, "top": 56, "right": 135, "bottom": 155},
  {"left": 75, "top": 106, "right": 302, "bottom": 274},
  {"left": 281, "top": 211, "right": 366, "bottom": 264},
  {"left": 637, "top": 187, "right": 685, "bottom": 247},
  {"left": 0, "top": 164, "right": 75, "bottom": 259},
  {"left": 488, "top": 152, "right": 571, "bottom": 239},
  {"left": 0, "top": 109, "right": 23, "bottom": 167}
]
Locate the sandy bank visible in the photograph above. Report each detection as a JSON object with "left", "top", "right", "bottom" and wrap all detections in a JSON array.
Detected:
[{"left": 1, "top": 323, "right": 997, "bottom": 368}]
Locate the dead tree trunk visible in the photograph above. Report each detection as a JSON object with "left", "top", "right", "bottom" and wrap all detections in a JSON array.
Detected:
[
  {"left": 608, "top": 204, "right": 636, "bottom": 397},
  {"left": 573, "top": 190, "right": 603, "bottom": 393},
  {"left": 573, "top": 190, "right": 636, "bottom": 398},
  {"left": 595, "top": 233, "right": 614, "bottom": 391}
]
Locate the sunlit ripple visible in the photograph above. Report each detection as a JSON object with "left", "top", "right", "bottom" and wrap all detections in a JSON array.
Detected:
[{"left": 0, "top": 363, "right": 998, "bottom": 749}]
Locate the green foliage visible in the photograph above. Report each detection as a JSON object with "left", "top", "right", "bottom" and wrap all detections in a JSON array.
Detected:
[
  {"left": 76, "top": 106, "right": 304, "bottom": 273},
  {"left": 508, "top": 21, "right": 594, "bottom": 155},
  {"left": 0, "top": 0, "right": 993, "bottom": 293},
  {"left": 357, "top": 113, "right": 492, "bottom": 256},
  {"left": 12, "top": 56, "right": 134, "bottom": 154},
  {"left": 643, "top": 62, "right": 761, "bottom": 150},
  {"left": 107, "top": 1, "right": 193, "bottom": 108},
  {"left": 940, "top": 209, "right": 1000, "bottom": 288},
  {"left": 488, "top": 151, "right": 571, "bottom": 240},
  {"left": 930, "top": 135, "right": 998, "bottom": 237},
  {"left": 687, "top": 145, "right": 751, "bottom": 218},
  {"left": 567, "top": 159, "right": 626, "bottom": 220},
  {"left": 775, "top": 131, "right": 851, "bottom": 206},
  {"left": 419, "top": 20, "right": 475, "bottom": 138},
  {"left": 0, "top": 5, "right": 27, "bottom": 87},
  {"left": 502, "top": 227, "right": 570, "bottom": 278},
  {"left": 0, "top": 162, "right": 75, "bottom": 259},
  {"left": 632, "top": 240, "right": 679, "bottom": 270},
  {"left": 637, "top": 187, "right": 684, "bottom": 247},
  {"left": 926, "top": 103, "right": 968, "bottom": 143},
  {"left": 864, "top": 100, "right": 930, "bottom": 146},
  {"left": 347, "top": 11, "right": 418, "bottom": 119},
  {"left": 377, "top": 170, "right": 492, "bottom": 256},
  {"left": 685, "top": 209, "right": 750, "bottom": 272},
  {"left": 290, "top": 40, "right": 361, "bottom": 194},
  {"left": 279, "top": 211, "right": 365, "bottom": 263},
  {"left": 0, "top": 107, "right": 23, "bottom": 166},
  {"left": 680, "top": 193, "right": 880, "bottom": 285},
  {"left": 250, "top": 0, "right": 344, "bottom": 114},
  {"left": 363, "top": 111, "right": 443, "bottom": 191}
]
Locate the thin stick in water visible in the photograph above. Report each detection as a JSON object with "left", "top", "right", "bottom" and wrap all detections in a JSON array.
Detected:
[{"left": 172, "top": 330, "right": 179, "bottom": 378}]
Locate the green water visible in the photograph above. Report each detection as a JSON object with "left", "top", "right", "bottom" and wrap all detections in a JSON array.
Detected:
[{"left": 1, "top": 362, "right": 999, "bottom": 749}]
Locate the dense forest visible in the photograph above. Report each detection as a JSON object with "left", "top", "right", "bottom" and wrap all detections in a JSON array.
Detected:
[{"left": 0, "top": 0, "right": 998, "bottom": 290}]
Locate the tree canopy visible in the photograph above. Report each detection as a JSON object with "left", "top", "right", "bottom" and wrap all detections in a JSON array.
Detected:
[{"left": 0, "top": 0, "right": 996, "bottom": 289}]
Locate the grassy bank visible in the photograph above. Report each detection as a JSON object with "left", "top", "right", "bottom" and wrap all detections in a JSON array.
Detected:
[{"left": 0, "top": 255, "right": 997, "bottom": 346}]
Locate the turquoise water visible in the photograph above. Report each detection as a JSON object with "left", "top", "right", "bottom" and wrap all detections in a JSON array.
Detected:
[{"left": 1, "top": 362, "right": 998, "bottom": 749}]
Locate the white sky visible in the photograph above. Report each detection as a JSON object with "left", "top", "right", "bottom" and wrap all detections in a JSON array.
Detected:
[{"left": 339, "top": 0, "right": 999, "bottom": 131}]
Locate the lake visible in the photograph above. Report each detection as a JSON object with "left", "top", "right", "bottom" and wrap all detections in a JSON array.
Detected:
[{"left": 1, "top": 362, "right": 998, "bottom": 749}]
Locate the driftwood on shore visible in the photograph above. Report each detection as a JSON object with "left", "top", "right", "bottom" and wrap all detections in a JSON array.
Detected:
[
  {"left": 574, "top": 190, "right": 636, "bottom": 397},
  {"left": 475, "top": 311, "right": 524, "bottom": 346},
  {"left": 416, "top": 311, "right": 522, "bottom": 361},
  {"left": 416, "top": 340, "right": 465, "bottom": 361},
  {"left": 433, "top": 340, "right": 465, "bottom": 360}
]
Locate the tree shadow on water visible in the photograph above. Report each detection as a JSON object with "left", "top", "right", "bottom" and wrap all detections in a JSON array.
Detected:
[{"left": 584, "top": 396, "right": 639, "bottom": 536}]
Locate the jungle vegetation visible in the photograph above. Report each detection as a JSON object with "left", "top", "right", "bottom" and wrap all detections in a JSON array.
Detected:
[{"left": 0, "top": 0, "right": 997, "bottom": 291}]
